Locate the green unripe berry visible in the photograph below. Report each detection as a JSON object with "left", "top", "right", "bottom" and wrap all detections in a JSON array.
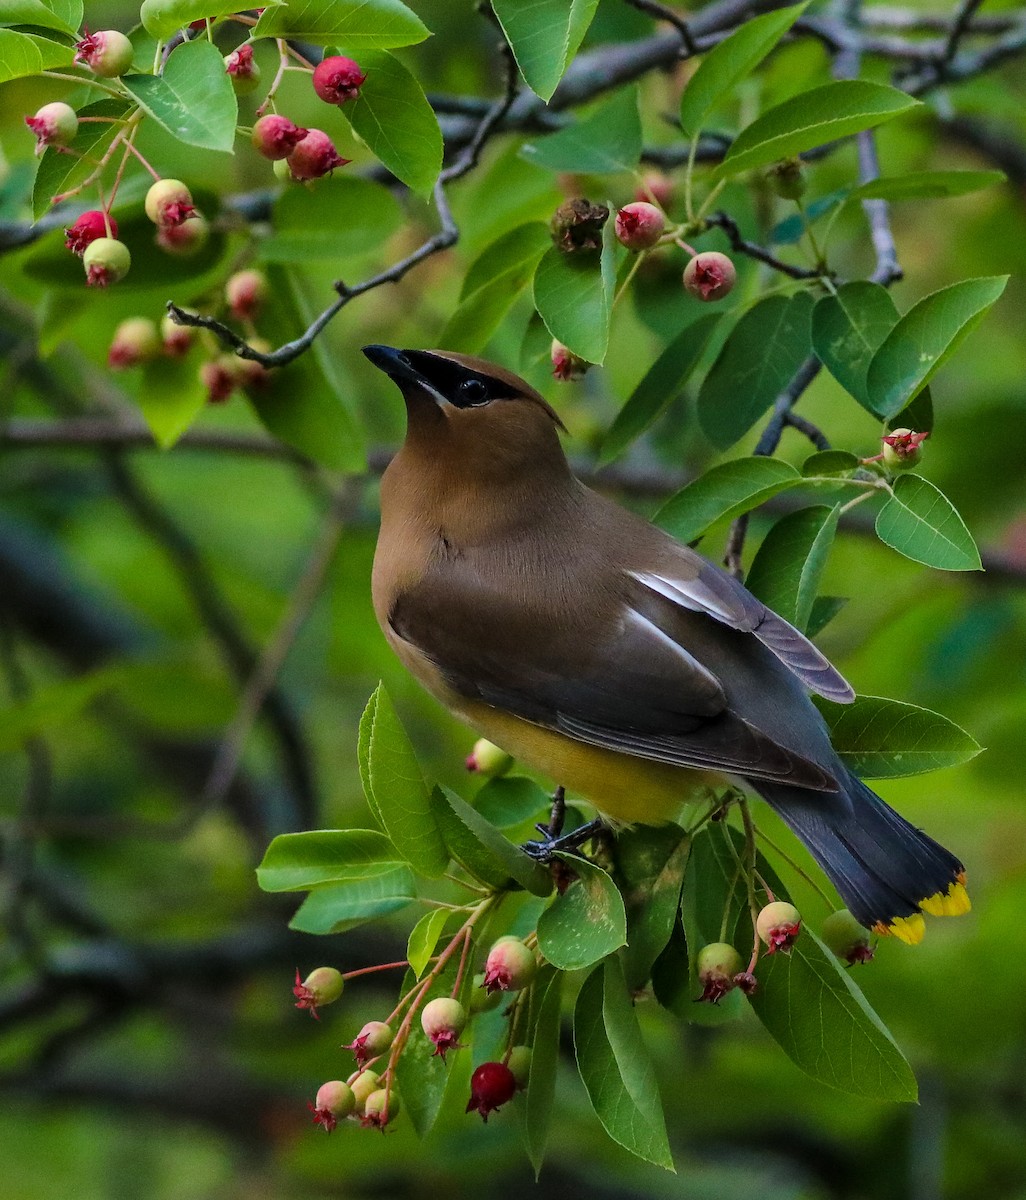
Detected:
[
  {"left": 768, "top": 157, "right": 807, "bottom": 200},
  {"left": 821, "top": 908, "right": 874, "bottom": 965}
]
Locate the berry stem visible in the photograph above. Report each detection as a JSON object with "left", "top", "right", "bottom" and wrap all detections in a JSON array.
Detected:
[
  {"left": 694, "top": 179, "right": 727, "bottom": 222},
  {"left": 450, "top": 928, "right": 473, "bottom": 998},
  {"left": 123, "top": 137, "right": 161, "bottom": 181},
  {"left": 611, "top": 251, "right": 647, "bottom": 311},
  {"left": 256, "top": 39, "right": 291, "bottom": 117},
  {"left": 342, "top": 961, "right": 411, "bottom": 982}
]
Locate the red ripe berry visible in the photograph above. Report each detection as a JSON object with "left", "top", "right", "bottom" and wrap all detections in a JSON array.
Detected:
[
  {"left": 251, "top": 114, "right": 309, "bottom": 161},
  {"left": 615, "top": 202, "right": 665, "bottom": 251},
  {"left": 683, "top": 251, "right": 736, "bottom": 302},
  {"left": 312, "top": 55, "right": 366, "bottom": 105},
  {"left": 466, "top": 1062, "right": 517, "bottom": 1122},
  {"left": 74, "top": 29, "right": 134, "bottom": 78},
  {"left": 65, "top": 210, "right": 117, "bottom": 256},
  {"left": 286, "top": 129, "right": 349, "bottom": 181}
]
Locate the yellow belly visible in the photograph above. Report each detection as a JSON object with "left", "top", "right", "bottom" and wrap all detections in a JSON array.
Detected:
[{"left": 456, "top": 697, "right": 723, "bottom": 826}]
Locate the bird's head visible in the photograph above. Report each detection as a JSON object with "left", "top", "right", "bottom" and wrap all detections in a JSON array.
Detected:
[{"left": 362, "top": 346, "right": 569, "bottom": 487}]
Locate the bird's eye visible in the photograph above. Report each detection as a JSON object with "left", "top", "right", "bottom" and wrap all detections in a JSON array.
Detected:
[{"left": 458, "top": 378, "right": 489, "bottom": 405}]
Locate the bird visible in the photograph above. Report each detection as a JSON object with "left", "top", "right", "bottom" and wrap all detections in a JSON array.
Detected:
[{"left": 362, "top": 344, "right": 970, "bottom": 945}]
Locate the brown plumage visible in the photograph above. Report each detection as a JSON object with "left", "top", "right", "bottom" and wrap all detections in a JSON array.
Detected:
[{"left": 363, "top": 345, "right": 969, "bottom": 943}]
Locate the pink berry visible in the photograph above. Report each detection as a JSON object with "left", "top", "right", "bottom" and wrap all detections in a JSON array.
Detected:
[
  {"left": 286, "top": 129, "right": 349, "bottom": 181},
  {"left": 225, "top": 269, "right": 267, "bottom": 321},
  {"left": 344, "top": 1021, "right": 394, "bottom": 1070},
  {"left": 225, "top": 44, "right": 260, "bottom": 94},
  {"left": 82, "top": 237, "right": 130, "bottom": 287},
  {"left": 466, "top": 1062, "right": 517, "bottom": 1122},
  {"left": 312, "top": 55, "right": 366, "bottom": 105},
  {"left": 756, "top": 901, "right": 802, "bottom": 955},
  {"left": 74, "top": 29, "right": 134, "bottom": 78},
  {"left": 160, "top": 314, "right": 194, "bottom": 358},
  {"left": 308, "top": 1080, "right": 355, "bottom": 1133},
  {"left": 683, "top": 251, "right": 736, "bottom": 302},
  {"left": 65, "top": 210, "right": 117, "bottom": 256},
  {"left": 155, "top": 216, "right": 208, "bottom": 257},
  {"left": 108, "top": 317, "right": 160, "bottom": 369},
  {"left": 481, "top": 937, "right": 537, "bottom": 994},
  {"left": 200, "top": 358, "right": 238, "bottom": 404},
  {"left": 634, "top": 172, "right": 673, "bottom": 209},
  {"left": 550, "top": 339, "right": 588, "bottom": 382},
  {"left": 25, "top": 102, "right": 78, "bottom": 154},
  {"left": 251, "top": 114, "right": 309, "bottom": 160},
  {"left": 615, "top": 201, "right": 665, "bottom": 251},
  {"left": 292, "top": 966, "right": 344, "bottom": 1018},
  {"left": 145, "top": 179, "right": 196, "bottom": 228},
  {"left": 420, "top": 997, "right": 466, "bottom": 1061}
]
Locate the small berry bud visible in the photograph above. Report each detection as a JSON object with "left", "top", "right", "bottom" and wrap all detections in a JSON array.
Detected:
[
  {"left": 882, "top": 428, "right": 929, "bottom": 471},
  {"left": 768, "top": 157, "right": 807, "bottom": 200},
  {"left": 65, "top": 210, "right": 117, "bottom": 256},
  {"left": 161, "top": 314, "right": 194, "bottom": 357},
  {"left": 550, "top": 198, "right": 609, "bottom": 254},
  {"left": 308, "top": 1080, "right": 355, "bottom": 1132},
  {"left": 225, "top": 269, "right": 267, "bottom": 321},
  {"left": 821, "top": 908, "right": 875, "bottom": 966},
  {"left": 420, "top": 997, "right": 467, "bottom": 1060},
  {"left": 550, "top": 339, "right": 589, "bottom": 382},
  {"left": 155, "top": 215, "right": 209, "bottom": 256},
  {"left": 696, "top": 942, "right": 743, "bottom": 1004},
  {"left": 350, "top": 1070, "right": 381, "bottom": 1110},
  {"left": 25, "top": 102, "right": 78, "bottom": 154},
  {"left": 312, "top": 55, "right": 367, "bottom": 105},
  {"left": 74, "top": 29, "right": 134, "bottom": 78},
  {"left": 615, "top": 202, "right": 665, "bottom": 251},
  {"left": 683, "top": 252, "right": 736, "bottom": 302},
  {"left": 83, "top": 236, "right": 130, "bottom": 287},
  {"left": 286, "top": 129, "right": 349, "bottom": 181},
  {"left": 224, "top": 44, "right": 260, "bottom": 94},
  {"left": 469, "top": 973, "right": 502, "bottom": 1013},
  {"left": 200, "top": 357, "right": 237, "bottom": 403},
  {"left": 292, "top": 966, "right": 344, "bottom": 1019},
  {"left": 108, "top": 317, "right": 160, "bottom": 369},
  {"left": 482, "top": 937, "right": 537, "bottom": 994},
  {"left": 634, "top": 172, "right": 673, "bottom": 210},
  {"left": 361, "top": 1088, "right": 399, "bottom": 1129},
  {"left": 252, "top": 114, "right": 309, "bottom": 161},
  {"left": 756, "top": 901, "right": 802, "bottom": 955},
  {"left": 465, "top": 738, "right": 513, "bottom": 777},
  {"left": 466, "top": 1062, "right": 517, "bottom": 1122},
  {"left": 145, "top": 179, "right": 196, "bottom": 228},
  {"left": 506, "top": 1046, "right": 531, "bottom": 1089},
  {"left": 344, "top": 1020, "right": 394, "bottom": 1070}
]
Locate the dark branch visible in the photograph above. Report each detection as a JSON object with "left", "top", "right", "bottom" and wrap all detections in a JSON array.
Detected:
[
  {"left": 704, "top": 211, "right": 828, "bottom": 280},
  {"left": 624, "top": 0, "right": 698, "bottom": 55}
]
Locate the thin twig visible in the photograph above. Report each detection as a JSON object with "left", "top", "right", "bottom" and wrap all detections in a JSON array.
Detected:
[
  {"left": 705, "top": 211, "right": 829, "bottom": 281},
  {"left": 624, "top": 0, "right": 698, "bottom": 55}
]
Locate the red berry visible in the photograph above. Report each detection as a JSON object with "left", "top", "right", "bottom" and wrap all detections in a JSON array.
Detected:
[
  {"left": 225, "top": 269, "right": 267, "bottom": 321},
  {"left": 550, "top": 339, "right": 589, "bottom": 382},
  {"left": 200, "top": 358, "right": 237, "bottom": 404},
  {"left": 312, "top": 55, "right": 366, "bottom": 105},
  {"left": 756, "top": 901, "right": 802, "bottom": 955},
  {"left": 65, "top": 210, "right": 117, "bottom": 256},
  {"left": 74, "top": 29, "right": 134, "bottom": 78},
  {"left": 160, "top": 314, "right": 194, "bottom": 357},
  {"left": 286, "top": 129, "right": 349, "bottom": 181},
  {"left": 225, "top": 44, "right": 260, "bottom": 94},
  {"left": 82, "top": 237, "right": 130, "bottom": 287},
  {"left": 466, "top": 1062, "right": 517, "bottom": 1122},
  {"left": 145, "top": 179, "right": 196, "bottom": 228},
  {"left": 615, "top": 201, "right": 665, "bottom": 251},
  {"left": 696, "top": 942, "right": 743, "bottom": 1004},
  {"left": 481, "top": 937, "right": 537, "bottom": 994},
  {"left": 155, "top": 216, "right": 208, "bottom": 257},
  {"left": 683, "top": 251, "right": 736, "bottom": 302},
  {"left": 251, "top": 114, "right": 309, "bottom": 161},
  {"left": 108, "top": 317, "right": 160, "bottom": 368},
  {"left": 25, "top": 102, "right": 78, "bottom": 154},
  {"left": 420, "top": 997, "right": 466, "bottom": 1060},
  {"left": 344, "top": 1020, "right": 394, "bottom": 1070}
]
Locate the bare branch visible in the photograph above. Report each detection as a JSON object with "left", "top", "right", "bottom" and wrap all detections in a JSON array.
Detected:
[{"left": 704, "top": 211, "right": 829, "bottom": 280}]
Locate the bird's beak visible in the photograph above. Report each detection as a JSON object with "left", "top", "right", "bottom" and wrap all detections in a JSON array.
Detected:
[{"left": 362, "top": 344, "right": 429, "bottom": 388}]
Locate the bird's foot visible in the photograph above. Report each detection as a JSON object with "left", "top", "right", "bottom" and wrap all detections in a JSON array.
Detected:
[{"left": 521, "top": 818, "right": 605, "bottom": 863}]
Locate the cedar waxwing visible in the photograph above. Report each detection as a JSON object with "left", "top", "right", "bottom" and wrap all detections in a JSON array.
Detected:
[{"left": 363, "top": 345, "right": 970, "bottom": 944}]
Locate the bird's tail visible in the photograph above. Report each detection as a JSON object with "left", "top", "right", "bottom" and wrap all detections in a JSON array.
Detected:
[{"left": 750, "top": 772, "right": 969, "bottom": 944}]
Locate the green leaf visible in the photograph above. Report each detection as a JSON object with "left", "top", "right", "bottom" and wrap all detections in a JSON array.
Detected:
[
  {"left": 744, "top": 504, "right": 840, "bottom": 632},
  {"left": 122, "top": 40, "right": 238, "bottom": 153},
  {"left": 616, "top": 826, "right": 691, "bottom": 990},
  {"left": 890, "top": 386, "right": 934, "bottom": 434},
  {"left": 655, "top": 456, "right": 802, "bottom": 543},
  {"left": 0, "top": 1, "right": 79, "bottom": 35},
  {"left": 474, "top": 775, "right": 550, "bottom": 829},
  {"left": 875, "top": 474, "right": 982, "bottom": 571},
  {"left": 135, "top": 352, "right": 207, "bottom": 450},
  {"left": 258, "top": 177, "right": 403, "bottom": 265},
  {"left": 866, "top": 276, "right": 1009, "bottom": 418},
  {"left": 519, "top": 968, "right": 563, "bottom": 1177},
  {"left": 713, "top": 81, "right": 920, "bottom": 182},
  {"left": 407, "top": 907, "right": 450, "bottom": 978},
  {"left": 806, "top": 594, "right": 848, "bottom": 637},
  {"left": 493, "top": 0, "right": 600, "bottom": 102},
  {"left": 747, "top": 928, "right": 918, "bottom": 1101},
  {"left": 256, "top": 829, "right": 404, "bottom": 892},
  {"left": 574, "top": 958, "right": 674, "bottom": 1170},
  {"left": 847, "top": 169, "right": 1006, "bottom": 203},
  {"left": 431, "top": 786, "right": 552, "bottom": 896},
  {"left": 801, "top": 450, "right": 859, "bottom": 477},
  {"left": 536, "top": 854, "right": 626, "bottom": 970},
  {"left": 0, "top": 28, "right": 42, "bottom": 82},
  {"left": 442, "top": 224, "right": 550, "bottom": 354},
  {"left": 521, "top": 86, "right": 642, "bottom": 175},
  {"left": 697, "top": 292, "right": 814, "bottom": 448},
  {"left": 288, "top": 866, "right": 416, "bottom": 934},
  {"left": 813, "top": 694, "right": 982, "bottom": 778},
  {"left": 253, "top": 0, "right": 430, "bottom": 48},
  {"left": 679, "top": 4, "right": 807, "bottom": 136},
  {"left": 599, "top": 313, "right": 720, "bottom": 465},
  {"left": 339, "top": 49, "right": 442, "bottom": 197},
  {"left": 141, "top": 0, "right": 283, "bottom": 38},
  {"left": 812, "top": 281, "right": 899, "bottom": 414},
  {"left": 356, "top": 683, "right": 449, "bottom": 878},
  {"left": 770, "top": 188, "right": 849, "bottom": 245},
  {"left": 358, "top": 690, "right": 383, "bottom": 827},
  {"left": 533, "top": 225, "right": 616, "bottom": 363},
  {"left": 33, "top": 98, "right": 130, "bottom": 221},
  {"left": 0, "top": 667, "right": 123, "bottom": 754}
]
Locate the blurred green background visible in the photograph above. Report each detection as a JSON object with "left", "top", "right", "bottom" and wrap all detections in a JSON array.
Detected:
[{"left": 2, "top": 1, "right": 1026, "bottom": 1197}]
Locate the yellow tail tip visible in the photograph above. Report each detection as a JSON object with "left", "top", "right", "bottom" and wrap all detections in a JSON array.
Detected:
[
  {"left": 874, "top": 913, "right": 927, "bottom": 945},
  {"left": 920, "top": 879, "right": 972, "bottom": 917}
]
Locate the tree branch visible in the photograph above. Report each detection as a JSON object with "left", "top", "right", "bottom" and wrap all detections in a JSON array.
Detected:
[{"left": 704, "top": 211, "right": 828, "bottom": 280}]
